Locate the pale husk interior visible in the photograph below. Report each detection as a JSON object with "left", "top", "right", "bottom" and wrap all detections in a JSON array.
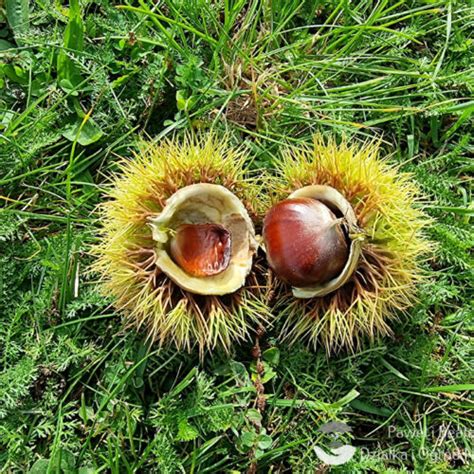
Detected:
[{"left": 148, "top": 183, "right": 258, "bottom": 295}]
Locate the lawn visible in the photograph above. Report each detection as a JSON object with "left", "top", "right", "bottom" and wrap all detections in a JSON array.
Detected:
[{"left": 1, "top": 0, "right": 473, "bottom": 472}]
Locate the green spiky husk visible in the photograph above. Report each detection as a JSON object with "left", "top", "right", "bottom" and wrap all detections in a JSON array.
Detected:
[
  {"left": 271, "top": 136, "right": 431, "bottom": 352},
  {"left": 92, "top": 134, "right": 271, "bottom": 354}
]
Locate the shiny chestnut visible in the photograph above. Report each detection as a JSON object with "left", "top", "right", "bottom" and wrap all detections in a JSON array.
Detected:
[
  {"left": 170, "top": 223, "right": 231, "bottom": 277},
  {"left": 263, "top": 197, "right": 349, "bottom": 287}
]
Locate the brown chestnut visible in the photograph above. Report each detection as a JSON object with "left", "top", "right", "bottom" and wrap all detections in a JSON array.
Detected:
[
  {"left": 263, "top": 197, "right": 349, "bottom": 287},
  {"left": 170, "top": 223, "right": 231, "bottom": 277}
]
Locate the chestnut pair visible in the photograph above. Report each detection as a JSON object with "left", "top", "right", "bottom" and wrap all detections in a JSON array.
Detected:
[
  {"left": 148, "top": 183, "right": 362, "bottom": 300},
  {"left": 94, "top": 135, "right": 428, "bottom": 353}
]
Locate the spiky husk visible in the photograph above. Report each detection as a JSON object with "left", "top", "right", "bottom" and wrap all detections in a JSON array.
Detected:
[
  {"left": 272, "top": 136, "right": 431, "bottom": 352},
  {"left": 92, "top": 134, "right": 270, "bottom": 354}
]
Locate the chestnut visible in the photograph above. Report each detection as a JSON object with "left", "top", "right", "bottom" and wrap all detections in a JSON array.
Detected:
[
  {"left": 170, "top": 223, "right": 232, "bottom": 277},
  {"left": 263, "top": 197, "right": 349, "bottom": 288}
]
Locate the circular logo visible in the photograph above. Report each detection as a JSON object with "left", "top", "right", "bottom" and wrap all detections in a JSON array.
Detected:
[{"left": 313, "top": 421, "right": 356, "bottom": 466}]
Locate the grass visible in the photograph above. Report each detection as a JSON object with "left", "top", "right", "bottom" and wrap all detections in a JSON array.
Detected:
[{"left": 0, "top": 0, "right": 473, "bottom": 472}]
